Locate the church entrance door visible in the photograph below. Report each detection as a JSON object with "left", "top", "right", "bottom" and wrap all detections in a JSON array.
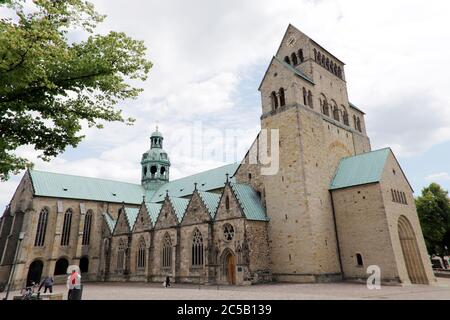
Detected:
[
  {"left": 226, "top": 253, "right": 236, "bottom": 285},
  {"left": 398, "top": 216, "right": 428, "bottom": 284},
  {"left": 27, "top": 260, "right": 43, "bottom": 286}
]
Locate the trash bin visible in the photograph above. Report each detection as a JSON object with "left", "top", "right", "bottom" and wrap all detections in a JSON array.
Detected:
[{"left": 68, "top": 285, "right": 83, "bottom": 300}]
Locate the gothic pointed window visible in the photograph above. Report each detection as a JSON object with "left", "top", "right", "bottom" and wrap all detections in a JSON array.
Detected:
[
  {"left": 302, "top": 88, "right": 307, "bottom": 106},
  {"left": 307, "top": 91, "right": 313, "bottom": 108},
  {"left": 34, "top": 208, "right": 49, "bottom": 247},
  {"left": 279, "top": 88, "right": 286, "bottom": 107},
  {"left": 284, "top": 56, "right": 291, "bottom": 65},
  {"left": 162, "top": 233, "right": 172, "bottom": 268},
  {"left": 291, "top": 52, "right": 298, "bottom": 66},
  {"left": 117, "top": 239, "right": 126, "bottom": 272},
  {"left": 61, "top": 208, "right": 73, "bottom": 246},
  {"left": 271, "top": 91, "right": 278, "bottom": 110},
  {"left": 298, "top": 49, "right": 304, "bottom": 63},
  {"left": 191, "top": 229, "right": 204, "bottom": 267},
  {"left": 137, "top": 237, "right": 146, "bottom": 269},
  {"left": 82, "top": 210, "right": 93, "bottom": 246}
]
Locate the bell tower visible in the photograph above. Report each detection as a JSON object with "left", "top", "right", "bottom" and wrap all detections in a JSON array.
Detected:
[{"left": 141, "top": 127, "right": 170, "bottom": 190}]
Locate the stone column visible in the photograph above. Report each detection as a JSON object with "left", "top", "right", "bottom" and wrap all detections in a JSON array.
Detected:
[{"left": 48, "top": 200, "right": 65, "bottom": 275}]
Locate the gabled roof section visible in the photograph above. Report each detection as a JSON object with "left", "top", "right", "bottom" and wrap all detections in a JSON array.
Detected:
[
  {"left": 29, "top": 170, "right": 144, "bottom": 204},
  {"left": 168, "top": 197, "right": 190, "bottom": 222},
  {"left": 150, "top": 163, "right": 239, "bottom": 202},
  {"left": 349, "top": 102, "right": 365, "bottom": 115},
  {"left": 258, "top": 56, "right": 314, "bottom": 91},
  {"left": 103, "top": 212, "right": 116, "bottom": 232},
  {"left": 145, "top": 202, "right": 162, "bottom": 225},
  {"left": 230, "top": 183, "right": 268, "bottom": 221},
  {"left": 197, "top": 191, "right": 221, "bottom": 218},
  {"left": 124, "top": 207, "right": 139, "bottom": 229},
  {"left": 330, "top": 148, "right": 391, "bottom": 191}
]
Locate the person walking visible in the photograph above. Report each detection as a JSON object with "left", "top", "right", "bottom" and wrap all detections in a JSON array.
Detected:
[
  {"left": 165, "top": 276, "right": 171, "bottom": 288},
  {"left": 67, "top": 269, "right": 82, "bottom": 300},
  {"left": 38, "top": 276, "right": 54, "bottom": 293}
]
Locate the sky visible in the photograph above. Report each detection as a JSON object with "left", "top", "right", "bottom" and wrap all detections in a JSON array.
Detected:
[{"left": 1, "top": 0, "right": 450, "bottom": 213}]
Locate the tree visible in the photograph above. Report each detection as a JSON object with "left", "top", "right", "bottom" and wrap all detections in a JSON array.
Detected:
[
  {"left": 0, "top": 0, "right": 152, "bottom": 180},
  {"left": 416, "top": 183, "right": 450, "bottom": 256}
]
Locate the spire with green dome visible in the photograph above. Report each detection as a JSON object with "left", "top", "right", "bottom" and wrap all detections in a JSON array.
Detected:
[{"left": 141, "top": 126, "right": 170, "bottom": 190}]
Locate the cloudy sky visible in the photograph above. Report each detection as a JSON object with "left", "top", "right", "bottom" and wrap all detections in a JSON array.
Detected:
[{"left": 1, "top": 0, "right": 450, "bottom": 212}]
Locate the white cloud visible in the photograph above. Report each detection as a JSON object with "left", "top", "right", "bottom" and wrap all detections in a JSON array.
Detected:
[
  {"left": 2, "top": 0, "right": 450, "bottom": 213},
  {"left": 425, "top": 172, "right": 450, "bottom": 182}
]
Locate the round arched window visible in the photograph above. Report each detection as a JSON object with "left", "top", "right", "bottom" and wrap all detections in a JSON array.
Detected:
[
  {"left": 223, "top": 224, "right": 234, "bottom": 242},
  {"left": 150, "top": 166, "right": 157, "bottom": 175}
]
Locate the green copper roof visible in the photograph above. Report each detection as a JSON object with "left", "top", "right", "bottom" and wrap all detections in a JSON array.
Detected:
[
  {"left": 124, "top": 207, "right": 139, "bottom": 228},
  {"left": 168, "top": 197, "right": 190, "bottom": 221},
  {"left": 145, "top": 202, "right": 162, "bottom": 225},
  {"left": 197, "top": 191, "right": 221, "bottom": 218},
  {"left": 230, "top": 183, "right": 268, "bottom": 221},
  {"left": 329, "top": 148, "right": 391, "bottom": 190},
  {"left": 274, "top": 56, "right": 315, "bottom": 85},
  {"left": 29, "top": 170, "right": 144, "bottom": 204},
  {"left": 103, "top": 213, "right": 116, "bottom": 232},
  {"left": 150, "top": 163, "right": 239, "bottom": 202}
]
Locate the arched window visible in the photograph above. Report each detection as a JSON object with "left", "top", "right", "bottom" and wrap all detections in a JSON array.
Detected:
[
  {"left": 342, "top": 106, "right": 349, "bottom": 125},
  {"left": 191, "top": 229, "right": 204, "bottom": 267},
  {"left": 337, "top": 67, "right": 342, "bottom": 78},
  {"left": 317, "top": 52, "right": 322, "bottom": 63},
  {"left": 60, "top": 209, "right": 73, "bottom": 246},
  {"left": 356, "top": 117, "right": 362, "bottom": 132},
  {"left": 291, "top": 52, "right": 298, "bottom": 66},
  {"left": 162, "top": 233, "right": 172, "bottom": 268},
  {"left": 82, "top": 210, "right": 93, "bottom": 246},
  {"left": 326, "top": 58, "right": 330, "bottom": 70},
  {"left": 321, "top": 55, "right": 325, "bottom": 66},
  {"left": 313, "top": 49, "right": 317, "bottom": 61},
  {"left": 160, "top": 166, "right": 166, "bottom": 176},
  {"left": 279, "top": 88, "right": 286, "bottom": 107},
  {"left": 150, "top": 165, "right": 157, "bottom": 176},
  {"left": 298, "top": 49, "right": 304, "bottom": 63},
  {"left": 356, "top": 253, "right": 364, "bottom": 266},
  {"left": 225, "top": 196, "right": 230, "bottom": 211},
  {"left": 284, "top": 56, "right": 291, "bottom": 65},
  {"left": 54, "top": 257, "right": 69, "bottom": 275},
  {"left": 271, "top": 91, "right": 278, "bottom": 110},
  {"left": 320, "top": 95, "right": 329, "bottom": 116},
  {"left": 137, "top": 237, "right": 146, "bottom": 269},
  {"left": 333, "top": 106, "right": 340, "bottom": 121},
  {"left": 117, "top": 239, "right": 126, "bottom": 272},
  {"left": 391, "top": 189, "right": 395, "bottom": 202},
  {"left": 307, "top": 90, "right": 313, "bottom": 108},
  {"left": 143, "top": 166, "right": 147, "bottom": 176},
  {"left": 302, "top": 88, "right": 307, "bottom": 106},
  {"left": 34, "top": 208, "right": 49, "bottom": 247},
  {"left": 353, "top": 115, "right": 358, "bottom": 130}
]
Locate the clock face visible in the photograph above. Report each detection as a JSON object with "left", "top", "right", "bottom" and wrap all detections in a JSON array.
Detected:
[{"left": 288, "top": 36, "right": 296, "bottom": 47}]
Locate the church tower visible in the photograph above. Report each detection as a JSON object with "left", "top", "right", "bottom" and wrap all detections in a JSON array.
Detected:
[{"left": 141, "top": 128, "right": 170, "bottom": 190}]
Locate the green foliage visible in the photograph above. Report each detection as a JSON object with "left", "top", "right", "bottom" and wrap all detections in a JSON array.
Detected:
[
  {"left": 0, "top": 0, "right": 152, "bottom": 180},
  {"left": 416, "top": 183, "right": 450, "bottom": 255}
]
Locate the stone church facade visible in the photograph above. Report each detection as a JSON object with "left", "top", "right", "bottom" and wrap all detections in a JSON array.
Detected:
[{"left": 0, "top": 24, "right": 435, "bottom": 290}]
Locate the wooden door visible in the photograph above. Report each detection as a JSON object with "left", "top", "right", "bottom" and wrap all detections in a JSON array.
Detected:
[{"left": 227, "top": 254, "right": 236, "bottom": 285}]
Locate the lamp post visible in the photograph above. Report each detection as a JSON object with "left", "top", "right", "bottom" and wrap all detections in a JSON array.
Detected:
[{"left": 3, "top": 232, "right": 25, "bottom": 300}]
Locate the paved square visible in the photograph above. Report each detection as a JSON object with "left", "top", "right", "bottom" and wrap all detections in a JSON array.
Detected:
[{"left": 3, "top": 278, "right": 450, "bottom": 300}]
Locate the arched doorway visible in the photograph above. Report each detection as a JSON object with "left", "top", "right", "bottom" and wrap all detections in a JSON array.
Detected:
[
  {"left": 221, "top": 249, "right": 236, "bottom": 285},
  {"left": 27, "top": 260, "right": 43, "bottom": 286},
  {"left": 398, "top": 215, "right": 428, "bottom": 284},
  {"left": 54, "top": 258, "right": 69, "bottom": 275},
  {"left": 80, "top": 257, "right": 89, "bottom": 274}
]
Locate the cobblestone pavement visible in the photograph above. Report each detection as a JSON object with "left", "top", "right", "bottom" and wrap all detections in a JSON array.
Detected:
[{"left": 3, "top": 277, "right": 450, "bottom": 300}]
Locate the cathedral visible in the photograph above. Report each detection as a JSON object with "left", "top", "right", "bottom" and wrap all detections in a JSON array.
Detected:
[{"left": 0, "top": 25, "right": 435, "bottom": 290}]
